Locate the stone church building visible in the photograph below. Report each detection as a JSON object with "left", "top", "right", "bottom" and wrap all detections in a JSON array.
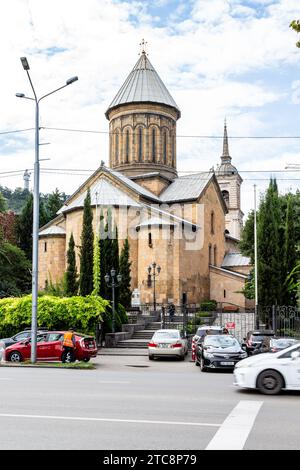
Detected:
[{"left": 38, "top": 50, "right": 251, "bottom": 309}]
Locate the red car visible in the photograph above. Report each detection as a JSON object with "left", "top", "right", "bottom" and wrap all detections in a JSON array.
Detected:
[{"left": 4, "top": 331, "right": 97, "bottom": 363}]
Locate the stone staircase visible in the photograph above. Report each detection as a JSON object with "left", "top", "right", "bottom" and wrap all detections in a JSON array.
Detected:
[{"left": 116, "top": 322, "right": 161, "bottom": 349}]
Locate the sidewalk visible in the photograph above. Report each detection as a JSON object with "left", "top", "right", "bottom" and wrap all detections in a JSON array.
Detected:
[{"left": 98, "top": 348, "right": 148, "bottom": 356}]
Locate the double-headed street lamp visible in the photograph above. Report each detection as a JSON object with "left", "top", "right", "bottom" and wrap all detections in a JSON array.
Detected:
[
  {"left": 105, "top": 269, "right": 122, "bottom": 334},
  {"left": 147, "top": 262, "right": 161, "bottom": 312},
  {"left": 16, "top": 57, "right": 78, "bottom": 363}
]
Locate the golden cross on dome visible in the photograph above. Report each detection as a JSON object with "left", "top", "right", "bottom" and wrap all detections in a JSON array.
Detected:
[{"left": 139, "top": 38, "right": 148, "bottom": 55}]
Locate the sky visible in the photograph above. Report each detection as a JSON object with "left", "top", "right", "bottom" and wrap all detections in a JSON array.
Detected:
[{"left": 0, "top": 0, "right": 299, "bottom": 216}]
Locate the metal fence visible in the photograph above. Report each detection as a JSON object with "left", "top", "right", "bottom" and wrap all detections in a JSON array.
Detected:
[{"left": 258, "top": 306, "right": 300, "bottom": 338}]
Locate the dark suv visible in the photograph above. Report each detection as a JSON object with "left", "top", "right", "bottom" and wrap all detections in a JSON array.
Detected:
[{"left": 243, "top": 330, "right": 275, "bottom": 356}]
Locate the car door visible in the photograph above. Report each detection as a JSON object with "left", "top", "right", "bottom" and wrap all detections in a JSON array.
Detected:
[
  {"left": 276, "top": 346, "right": 300, "bottom": 388},
  {"left": 41, "top": 333, "right": 64, "bottom": 360},
  {"left": 36, "top": 334, "right": 50, "bottom": 360}
]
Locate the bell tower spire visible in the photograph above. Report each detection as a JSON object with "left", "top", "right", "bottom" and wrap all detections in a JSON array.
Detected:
[{"left": 221, "top": 118, "right": 231, "bottom": 163}]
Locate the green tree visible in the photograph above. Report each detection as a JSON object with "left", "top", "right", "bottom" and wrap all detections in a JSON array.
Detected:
[
  {"left": 119, "top": 238, "right": 132, "bottom": 308},
  {"left": 0, "top": 241, "right": 31, "bottom": 298},
  {"left": 283, "top": 197, "right": 297, "bottom": 305},
  {"left": 44, "top": 188, "right": 67, "bottom": 223},
  {"left": 65, "top": 233, "right": 78, "bottom": 296},
  {"left": 0, "top": 192, "right": 7, "bottom": 212},
  {"left": 79, "top": 189, "right": 94, "bottom": 296},
  {"left": 257, "top": 179, "right": 283, "bottom": 306},
  {"left": 99, "top": 209, "right": 106, "bottom": 298},
  {"left": 290, "top": 20, "right": 300, "bottom": 48},
  {"left": 103, "top": 208, "right": 114, "bottom": 300},
  {"left": 16, "top": 193, "right": 48, "bottom": 261},
  {"left": 239, "top": 210, "right": 254, "bottom": 262},
  {"left": 93, "top": 233, "right": 101, "bottom": 296}
]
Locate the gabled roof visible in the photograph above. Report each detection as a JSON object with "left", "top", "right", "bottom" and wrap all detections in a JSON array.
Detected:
[
  {"left": 106, "top": 52, "right": 180, "bottom": 118},
  {"left": 159, "top": 172, "right": 213, "bottom": 202},
  {"left": 39, "top": 225, "right": 66, "bottom": 237}
]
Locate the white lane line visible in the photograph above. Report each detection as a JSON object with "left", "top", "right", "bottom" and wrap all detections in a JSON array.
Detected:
[
  {"left": 206, "top": 400, "right": 263, "bottom": 450},
  {"left": 0, "top": 413, "right": 221, "bottom": 428},
  {"left": 98, "top": 381, "right": 131, "bottom": 384}
]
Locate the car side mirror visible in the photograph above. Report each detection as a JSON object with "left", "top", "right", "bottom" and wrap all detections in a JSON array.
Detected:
[{"left": 291, "top": 351, "right": 300, "bottom": 360}]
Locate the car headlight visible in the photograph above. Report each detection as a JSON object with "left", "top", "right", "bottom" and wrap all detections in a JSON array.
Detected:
[
  {"left": 235, "top": 361, "right": 253, "bottom": 369},
  {"left": 240, "top": 352, "right": 248, "bottom": 359}
]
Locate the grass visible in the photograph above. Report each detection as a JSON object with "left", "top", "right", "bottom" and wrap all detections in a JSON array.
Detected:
[{"left": 0, "top": 360, "right": 95, "bottom": 370}]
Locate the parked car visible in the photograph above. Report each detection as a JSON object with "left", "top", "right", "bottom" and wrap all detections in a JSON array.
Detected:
[
  {"left": 191, "top": 326, "right": 223, "bottom": 361},
  {"left": 148, "top": 329, "right": 188, "bottom": 360},
  {"left": 234, "top": 342, "right": 300, "bottom": 394},
  {"left": 0, "top": 328, "right": 48, "bottom": 348},
  {"left": 196, "top": 334, "right": 247, "bottom": 371},
  {"left": 243, "top": 330, "right": 275, "bottom": 356},
  {"left": 4, "top": 331, "right": 97, "bottom": 363}
]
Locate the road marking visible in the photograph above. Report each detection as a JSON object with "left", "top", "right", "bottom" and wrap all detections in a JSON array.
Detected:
[
  {"left": 0, "top": 413, "right": 221, "bottom": 428},
  {"left": 206, "top": 400, "right": 263, "bottom": 450},
  {"left": 98, "top": 381, "right": 131, "bottom": 384}
]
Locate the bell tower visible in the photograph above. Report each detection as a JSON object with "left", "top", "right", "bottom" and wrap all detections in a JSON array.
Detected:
[
  {"left": 105, "top": 46, "right": 180, "bottom": 182},
  {"left": 216, "top": 120, "right": 244, "bottom": 239}
]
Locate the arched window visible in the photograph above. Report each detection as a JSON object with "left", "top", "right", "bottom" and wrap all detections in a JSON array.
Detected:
[
  {"left": 152, "top": 128, "right": 156, "bottom": 162},
  {"left": 125, "top": 129, "right": 130, "bottom": 163},
  {"left": 148, "top": 232, "right": 153, "bottom": 248},
  {"left": 208, "top": 244, "right": 212, "bottom": 266},
  {"left": 222, "top": 190, "right": 229, "bottom": 207},
  {"left": 211, "top": 211, "right": 215, "bottom": 235},
  {"left": 115, "top": 132, "right": 119, "bottom": 163},
  {"left": 163, "top": 131, "right": 167, "bottom": 164},
  {"left": 138, "top": 127, "right": 143, "bottom": 161},
  {"left": 214, "top": 245, "right": 217, "bottom": 266}
]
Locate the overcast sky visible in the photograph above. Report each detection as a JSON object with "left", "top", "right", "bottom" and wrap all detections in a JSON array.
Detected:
[{"left": 0, "top": 0, "right": 299, "bottom": 216}]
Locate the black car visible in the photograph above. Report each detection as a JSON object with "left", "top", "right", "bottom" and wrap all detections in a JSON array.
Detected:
[
  {"left": 243, "top": 329, "right": 275, "bottom": 356},
  {"left": 0, "top": 328, "right": 48, "bottom": 348},
  {"left": 196, "top": 334, "right": 247, "bottom": 371}
]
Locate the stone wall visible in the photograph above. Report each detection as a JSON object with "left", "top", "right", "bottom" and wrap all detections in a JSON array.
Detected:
[{"left": 38, "top": 236, "right": 66, "bottom": 290}]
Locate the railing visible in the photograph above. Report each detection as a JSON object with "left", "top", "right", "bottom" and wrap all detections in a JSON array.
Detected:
[{"left": 258, "top": 306, "right": 300, "bottom": 338}]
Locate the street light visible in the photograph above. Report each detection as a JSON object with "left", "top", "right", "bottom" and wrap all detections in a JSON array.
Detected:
[
  {"left": 147, "top": 262, "right": 161, "bottom": 312},
  {"left": 16, "top": 57, "right": 78, "bottom": 363},
  {"left": 105, "top": 268, "right": 122, "bottom": 334}
]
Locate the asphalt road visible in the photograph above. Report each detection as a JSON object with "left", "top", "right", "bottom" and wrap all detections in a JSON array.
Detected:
[{"left": 0, "top": 354, "right": 299, "bottom": 450}]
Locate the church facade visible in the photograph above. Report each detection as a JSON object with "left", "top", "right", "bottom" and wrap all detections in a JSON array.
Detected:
[{"left": 38, "top": 51, "right": 251, "bottom": 309}]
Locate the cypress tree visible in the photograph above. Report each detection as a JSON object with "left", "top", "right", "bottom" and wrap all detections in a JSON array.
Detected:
[
  {"left": 119, "top": 238, "right": 132, "bottom": 308},
  {"left": 99, "top": 209, "right": 106, "bottom": 298},
  {"left": 103, "top": 208, "right": 114, "bottom": 300},
  {"left": 65, "top": 233, "right": 78, "bottom": 296},
  {"left": 283, "top": 196, "right": 297, "bottom": 305},
  {"left": 79, "top": 189, "right": 94, "bottom": 296},
  {"left": 92, "top": 233, "right": 101, "bottom": 296},
  {"left": 257, "top": 179, "right": 282, "bottom": 306}
]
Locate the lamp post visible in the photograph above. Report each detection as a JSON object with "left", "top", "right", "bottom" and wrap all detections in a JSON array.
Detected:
[
  {"left": 16, "top": 57, "right": 78, "bottom": 363},
  {"left": 254, "top": 184, "right": 259, "bottom": 329},
  {"left": 105, "top": 269, "right": 122, "bottom": 334},
  {"left": 147, "top": 262, "right": 161, "bottom": 312}
]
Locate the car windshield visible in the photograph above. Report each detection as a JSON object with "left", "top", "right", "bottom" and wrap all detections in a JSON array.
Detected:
[
  {"left": 153, "top": 331, "right": 180, "bottom": 340},
  {"left": 272, "top": 338, "right": 298, "bottom": 349},
  {"left": 251, "top": 335, "right": 264, "bottom": 342},
  {"left": 196, "top": 329, "right": 221, "bottom": 337},
  {"left": 205, "top": 335, "right": 238, "bottom": 348}
]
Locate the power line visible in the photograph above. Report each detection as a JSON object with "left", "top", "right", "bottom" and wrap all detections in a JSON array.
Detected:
[{"left": 1, "top": 125, "right": 300, "bottom": 139}]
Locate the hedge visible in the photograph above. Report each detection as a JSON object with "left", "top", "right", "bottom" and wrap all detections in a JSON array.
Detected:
[{"left": 0, "top": 295, "right": 109, "bottom": 338}]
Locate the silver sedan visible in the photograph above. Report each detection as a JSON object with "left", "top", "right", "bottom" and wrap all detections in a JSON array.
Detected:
[{"left": 148, "top": 329, "right": 188, "bottom": 360}]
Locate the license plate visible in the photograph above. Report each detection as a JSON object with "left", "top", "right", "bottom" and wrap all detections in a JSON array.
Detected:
[
  {"left": 158, "top": 344, "right": 169, "bottom": 348},
  {"left": 88, "top": 344, "right": 94, "bottom": 349},
  {"left": 220, "top": 361, "right": 234, "bottom": 366}
]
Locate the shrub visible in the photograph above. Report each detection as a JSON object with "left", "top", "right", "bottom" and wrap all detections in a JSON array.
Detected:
[
  {"left": 0, "top": 295, "right": 109, "bottom": 338},
  {"left": 200, "top": 300, "right": 217, "bottom": 311}
]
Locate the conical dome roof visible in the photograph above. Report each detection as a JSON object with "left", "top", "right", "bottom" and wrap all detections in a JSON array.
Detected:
[{"left": 105, "top": 52, "right": 180, "bottom": 118}]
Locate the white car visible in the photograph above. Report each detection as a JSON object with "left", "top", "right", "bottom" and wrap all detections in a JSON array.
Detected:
[
  {"left": 148, "top": 329, "right": 188, "bottom": 360},
  {"left": 234, "top": 342, "right": 300, "bottom": 395}
]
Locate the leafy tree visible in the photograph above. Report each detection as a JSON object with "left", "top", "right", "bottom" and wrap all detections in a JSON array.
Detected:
[
  {"left": 0, "top": 241, "right": 31, "bottom": 298},
  {"left": 65, "top": 233, "right": 78, "bottom": 296},
  {"left": 257, "top": 179, "right": 283, "bottom": 306},
  {"left": 290, "top": 20, "right": 300, "bottom": 48},
  {"left": 119, "top": 238, "right": 132, "bottom": 308},
  {"left": 0, "top": 211, "right": 17, "bottom": 244},
  {"left": 283, "top": 197, "right": 297, "bottom": 305},
  {"left": 0, "top": 192, "right": 7, "bottom": 212},
  {"left": 99, "top": 209, "right": 106, "bottom": 298},
  {"left": 16, "top": 193, "right": 48, "bottom": 261},
  {"left": 92, "top": 233, "right": 101, "bottom": 296},
  {"left": 44, "top": 188, "right": 67, "bottom": 223},
  {"left": 103, "top": 208, "right": 114, "bottom": 300},
  {"left": 239, "top": 210, "right": 254, "bottom": 262},
  {"left": 79, "top": 189, "right": 94, "bottom": 296}
]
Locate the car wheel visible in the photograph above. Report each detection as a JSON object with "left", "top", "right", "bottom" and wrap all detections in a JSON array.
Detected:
[
  {"left": 149, "top": 355, "right": 154, "bottom": 361},
  {"left": 83, "top": 357, "right": 90, "bottom": 362},
  {"left": 9, "top": 351, "right": 22, "bottom": 362},
  {"left": 257, "top": 369, "right": 284, "bottom": 395},
  {"left": 200, "top": 357, "right": 207, "bottom": 372},
  {"left": 195, "top": 359, "right": 200, "bottom": 366},
  {"left": 179, "top": 354, "right": 185, "bottom": 361},
  {"left": 61, "top": 350, "right": 75, "bottom": 363}
]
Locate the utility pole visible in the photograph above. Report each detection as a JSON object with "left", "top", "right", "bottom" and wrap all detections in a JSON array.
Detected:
[{"left": 254, "top": 184, "right": 259, "bottom": 329}]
